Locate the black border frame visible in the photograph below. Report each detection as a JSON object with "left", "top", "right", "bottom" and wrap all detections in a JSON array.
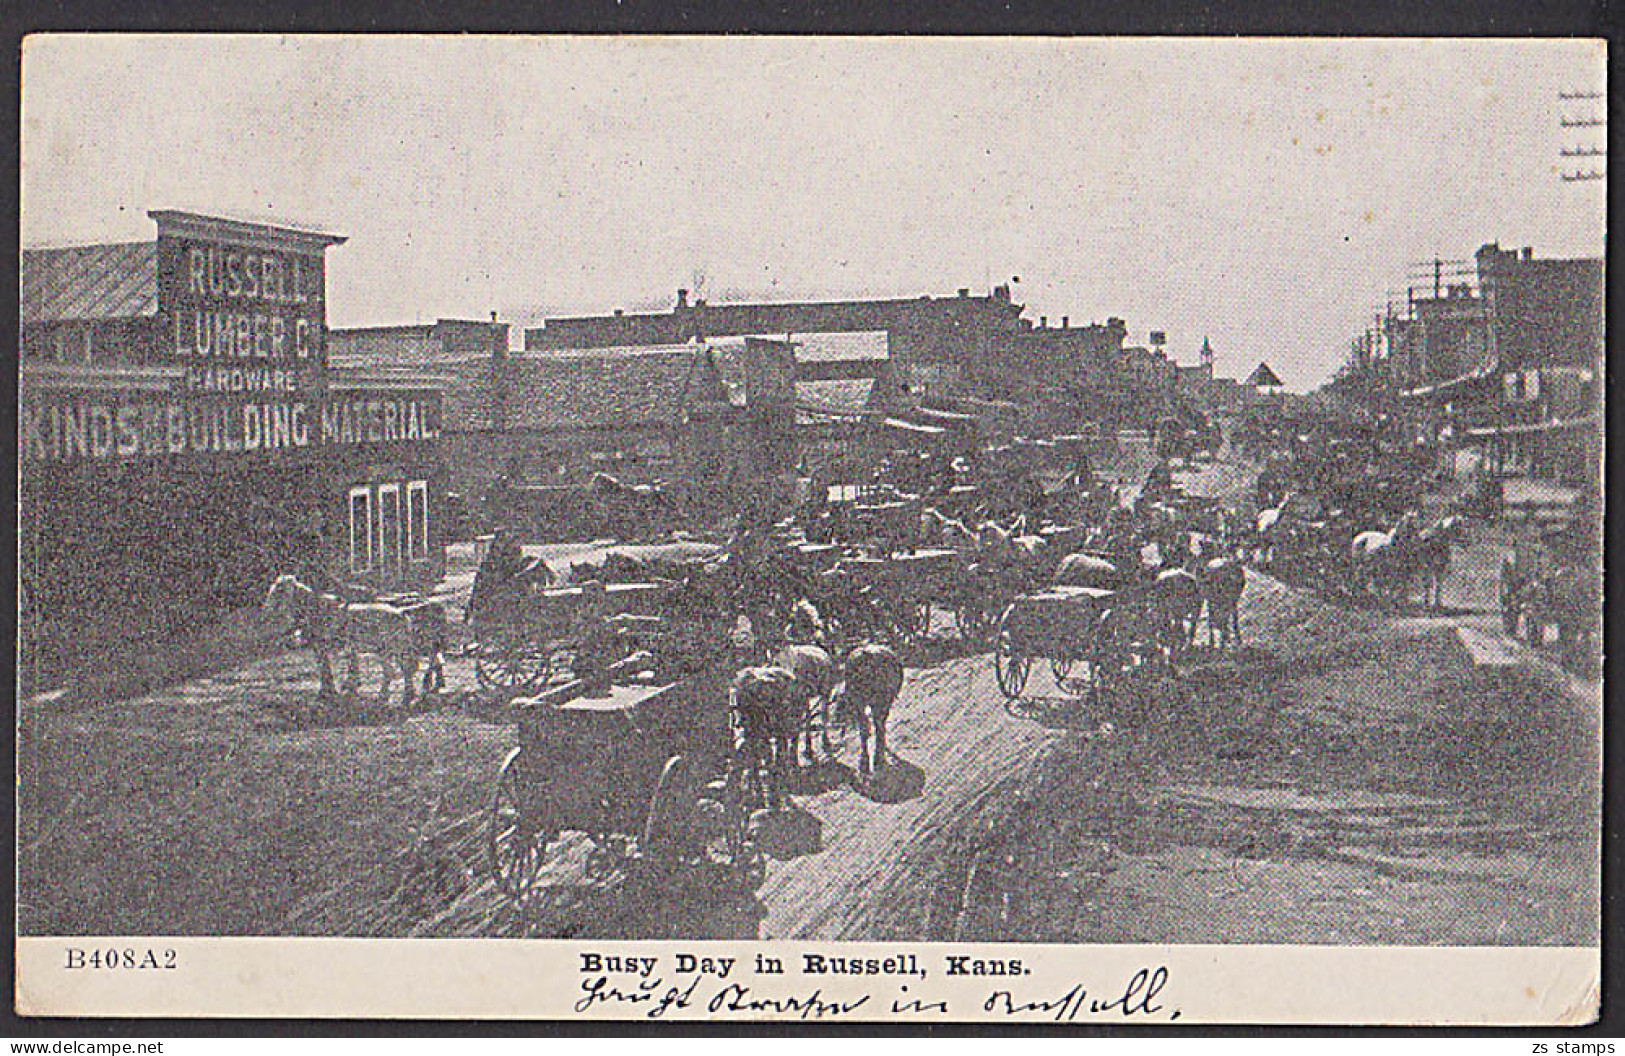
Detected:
[{"left": 2, "top": 0, "right": 1618, "bottom": 1038}]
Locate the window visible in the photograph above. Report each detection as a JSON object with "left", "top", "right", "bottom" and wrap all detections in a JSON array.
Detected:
[
  {"left": 347, "top": 486, "right": 373, "bottom": 574},
  {"left": 377, "top": 483, "right": 402, "bottom": 574},
  {"left": 406, "top": 480, "right": 429, "bottom": 561}
]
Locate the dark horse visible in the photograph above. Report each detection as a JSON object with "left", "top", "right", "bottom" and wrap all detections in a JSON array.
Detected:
[
  {"left": 729, "top": 664, "right": 804, "bottom": 810},
  {"left": 834, "top": 644, "right": 904, "bottom": 776}
]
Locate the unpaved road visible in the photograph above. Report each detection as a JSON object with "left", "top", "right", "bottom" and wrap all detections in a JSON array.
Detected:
[
  {"left": 17, "top": 458, "right": 1600, "bottom": 945},
  {"left": 755, "top": 651, "right": 1058, "bottom": 939}
]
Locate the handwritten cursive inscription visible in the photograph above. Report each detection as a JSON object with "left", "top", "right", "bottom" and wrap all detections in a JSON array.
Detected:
[
  {"left": 984, "top": 966, "right": 1176, "bottom": 1021},
  {"left": 707, "top": 983, "right": 871, "bottom": 1019}
]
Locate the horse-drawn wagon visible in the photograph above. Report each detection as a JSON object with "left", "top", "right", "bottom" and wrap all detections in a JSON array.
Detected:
[
  {"left": 1499, "top": 524, "right": 1601, "bottom": 670},
  {"left": 992, "top": 554, "right": 1186, "bottom": 702},
  {"left": 466, "top": 537, "right": 736, "bottom": 697},
  {"left": 487, "top": 671, "right": 757, "bottom": 906},
  {"left": 812, "top": 548, "right": 954, "bottom": 645},
  {"left": 467, "top": 580, "right": 665, "bottom": 695}
]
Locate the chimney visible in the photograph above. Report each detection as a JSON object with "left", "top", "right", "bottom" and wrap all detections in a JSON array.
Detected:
[
  {"left": 958, "top": 288, "right": 970, "bottom": 298},
  {"left": 613, "top": 309, "right": 624, "bottom": 317},
  {"left": 1061, "top": 316, "right": 1069, "bottom": 329},
  {"left": 1521, "top": 247, "right": 1533, "bottom": 261},
  {"left": 676, "top": 289, "right": 689, "bottom": 309},
  {"left": 1040, "top": 316, "right": 1047, "bottom": 328}
]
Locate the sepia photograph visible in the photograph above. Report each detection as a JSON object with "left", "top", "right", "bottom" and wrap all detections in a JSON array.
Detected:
[{"left": 14, "top": 34, "right": 1605, "bottom": 1022}]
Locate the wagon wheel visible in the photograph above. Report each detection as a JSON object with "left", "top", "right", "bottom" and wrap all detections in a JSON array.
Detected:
[
  {"left": 641, "top": 754, "right": 704, "bottom": 865},
  {"left": 473, "top": 630, "right": 553, "bottom": 694},
  {"left": 488, "top": 748, "right": 552, "bottom": 903},
  {"left": 993, "top": 631, "right": 1031, "bottom": 699}
]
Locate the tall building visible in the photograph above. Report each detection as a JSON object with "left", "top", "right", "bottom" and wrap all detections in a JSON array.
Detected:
[{"left": 1395, "top": 243, "right": 1604, "bottom": 485}]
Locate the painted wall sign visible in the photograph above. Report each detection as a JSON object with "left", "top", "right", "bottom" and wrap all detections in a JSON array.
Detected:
[
  {"left": 320, "top": 395, "right": 443, "bottom": 446},
  {"left": 156, "top": 229, "right": 329, "bottom": 394},
  {"left": 19, "top": 391, "right": 442, "bottom": 466}
]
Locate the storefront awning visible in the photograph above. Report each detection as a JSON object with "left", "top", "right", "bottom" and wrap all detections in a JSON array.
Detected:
[
  {"left": 1464, "top": 415, "right": 1600, "bottom": 438},
  {"left": 1400, "top": 365, "right": 1496, "bottom": 400}
]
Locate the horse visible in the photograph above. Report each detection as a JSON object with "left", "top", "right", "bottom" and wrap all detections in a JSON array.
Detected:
[
  {"left": 264, "top": 574, "right": 350, "bottom": 700},
  {"left": 1054, "top": 552, "right": 1125, "bottom": 590},
  {"left": 1251, "top": 491, "right": 1295, "bottom": 566},
  {"left": 263, "top": 574, "right": 427, "bottom": 707},
  {"left": 728, "top": 664, "right": 804, "bottom": 810},
  {"left": 1408, "top": 514, "right": 1469, "bottom": 609},
  {"left": 834, "top": 644, "right": 904, "bottom": 776},
  {"left": 774, "top": 643, "right": 836, "bottom": 761},
  {"left": 1196, "top": 557, "right": 1245, "bottom": 649},
  {"left": 1152, "top": 566, "right": 1204, "bottom": 654},
  {"left": 1349, "top": 510, "right": 1421, "bottom": 600}
]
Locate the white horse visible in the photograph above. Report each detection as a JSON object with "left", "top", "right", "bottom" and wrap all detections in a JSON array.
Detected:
[
  {"left": 1251, "top": 491, "right": 1295, "bottom": 566},
  {"left": 263, "top": 574, "right": 430, "bottom": 707},
  {"left": 1348, "top": 512, "right": 1421, "bottom": 600}
]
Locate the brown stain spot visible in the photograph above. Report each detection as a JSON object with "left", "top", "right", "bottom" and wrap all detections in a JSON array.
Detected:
[
  {"left": 1363, "top": 211, "right": 1373, "bottom": 223},
  {"left": 1315, "top": 109, "right": 1326, "bottom": 123}
]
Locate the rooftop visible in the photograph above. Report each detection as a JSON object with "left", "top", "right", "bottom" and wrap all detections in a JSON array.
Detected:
[
  {"left": 444, "top": 348, "right": 726, "bottom": 432},
  {"left": 20, "top": 242, "right": 158, "bottom": 324}
]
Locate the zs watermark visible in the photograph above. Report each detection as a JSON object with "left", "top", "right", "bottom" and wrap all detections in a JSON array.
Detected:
[
  {"left": 1533, "top": 1046, "right": 1613, "bottom": 1054},
  {"left": 63, "top": 948, "right": 177, "bottom": 970}
]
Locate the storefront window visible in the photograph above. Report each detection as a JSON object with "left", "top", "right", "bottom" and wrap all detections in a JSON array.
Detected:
[
  {"left": 406, "top": 480, "right": 429, "bottom": 561},
  {"left": 378, "top": 483, "right": 402, "bottom": 575},
  {"left": 347, "top": 486, "right": 373, "bottom": 574}
]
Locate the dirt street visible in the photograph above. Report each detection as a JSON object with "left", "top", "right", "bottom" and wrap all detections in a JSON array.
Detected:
[{"left": 16, "top": 459, "right": 1599, "bottom": 945}]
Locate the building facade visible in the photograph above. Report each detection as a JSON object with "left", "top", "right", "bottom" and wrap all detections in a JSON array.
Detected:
[
  {"left": 1395, "top": 243, "right": 1604, "bottom": 485},
  {"left": 19, "top": 211, "right": 449, "bottom": 685},
  {"left": 328, "top": 316, "right": 510, "bottom": 368},
  {"left": 526, "top": 286, "right": 1171, "bottom": 430},
  {"left": 436, "top": 337, "right": 798, "bottom": 535}
]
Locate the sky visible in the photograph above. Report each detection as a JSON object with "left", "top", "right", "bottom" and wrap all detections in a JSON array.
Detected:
[{"left": 20, "top": 35, "right": 1607, "bottom": 391}]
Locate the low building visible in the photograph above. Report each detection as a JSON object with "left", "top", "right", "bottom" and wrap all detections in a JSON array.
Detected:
[
  {"left": 437, "top": 337, "right": 798, "bottom": 530},
  {"left": 1396, "top": 243, "right": 1604, "bottom": 486},
  {"left": 328, "top": 316, "right": 510, "bottom": 368}
]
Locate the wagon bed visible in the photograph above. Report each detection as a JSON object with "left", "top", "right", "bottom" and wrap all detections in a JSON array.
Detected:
[
  {"left": 994, "top": 581, "right": 1167, "bottom": 699},
  {"left": 489, "top": 669, "right": 754, "bottom": 906}
]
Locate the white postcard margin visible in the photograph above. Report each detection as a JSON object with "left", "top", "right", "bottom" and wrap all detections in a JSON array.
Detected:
[{"left": 15, "top": 938, "right": 1599, "bottom": 1025}]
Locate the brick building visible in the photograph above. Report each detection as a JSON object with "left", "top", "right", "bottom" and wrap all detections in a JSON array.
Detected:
[
  {"left": 526, "top": 286, "right": 1171, "bottom": 430},
  {"left": 328, "top": 316, "right": 510, "bottom": 368},
  {"left": 436, "top": 337, "right": 798, "bottom": 530}
]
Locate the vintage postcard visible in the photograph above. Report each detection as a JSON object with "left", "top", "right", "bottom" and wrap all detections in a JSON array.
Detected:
[{"left": 15, "top": 35, "right": 1604, "bottom": 1024}]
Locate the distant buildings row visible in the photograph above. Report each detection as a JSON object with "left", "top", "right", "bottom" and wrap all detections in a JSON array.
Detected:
[
  {"left": 19, "top": 208, "right": 1273, "bottom": 670},
  {"left": 328, "top": 284, "right": 1270, "bottom": 500},
  {"left": 1349, "top": 242, "right": 1604, "bottom": 486}
]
